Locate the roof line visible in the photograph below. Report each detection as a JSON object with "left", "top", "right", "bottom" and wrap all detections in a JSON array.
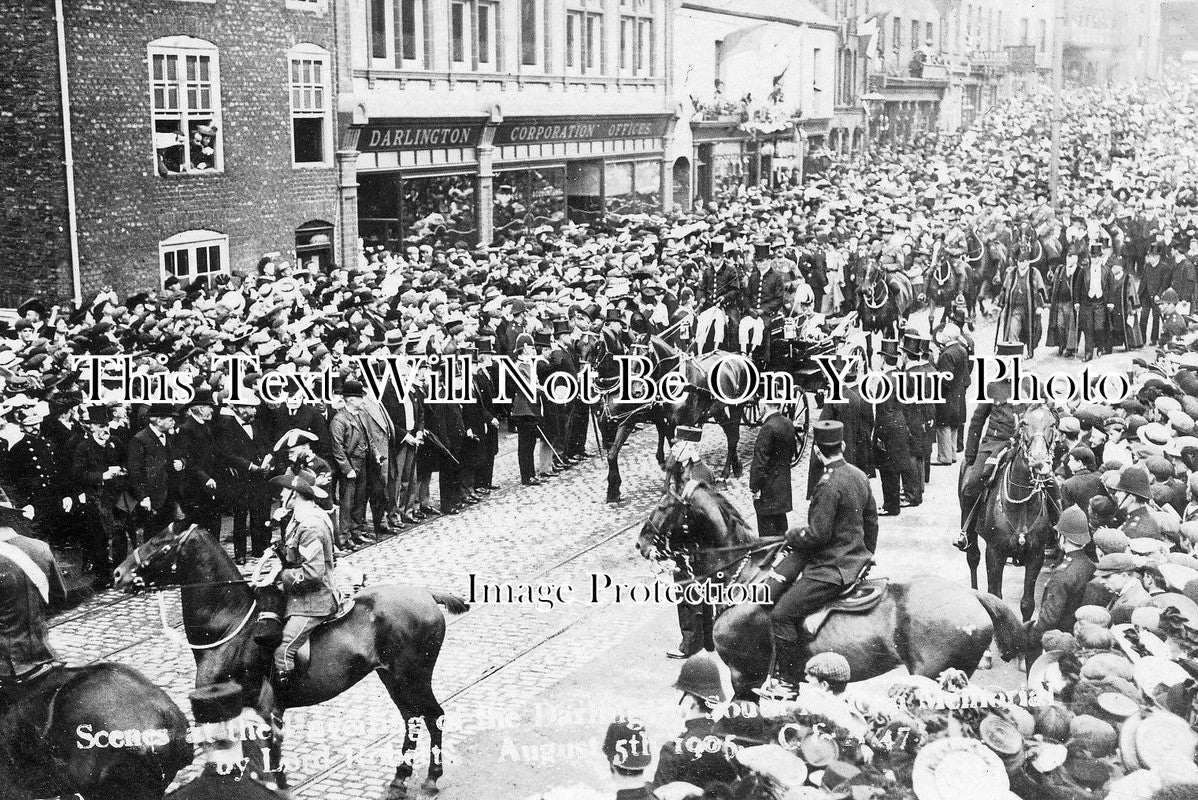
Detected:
[{"left": 679, "top": 1, "right": 839, "bottom": 32}]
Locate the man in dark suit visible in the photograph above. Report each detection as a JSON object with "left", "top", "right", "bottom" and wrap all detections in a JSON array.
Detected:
[
  {"left": 214, "top": 399, "right": 272, "bottom": 562},
  {"left": 72, "top": 405, "right": 126, "bottom": 588},
  {"left": 743, "top": 244, "right": 787, "bottom": 364},
  {"left": 472, "top": 340, "right": 501, "bottom": 492},
  {"left": 809, "top": 356, "right": 874, "bottom": 498},
  {"left": 933, "top": 323, "right": 970, "bottom": 465},
  {"left": 7, "top": 406, "right": 64, "bottom": 539},
  {"left": 175, "top": 389, "right": 221, "bottom": 538},
  {"left": 750, "top": 398, "right": 796, "bottom": 537},
  {"left": 126, "top": 405, "right": 182, "bottom": 536},
  {"left": 270, "top": 395, "right": 332, "bottom": 463},
  {"left": 1060, "top": 446, "right": 1107, "bottom": 511},
  {"left": 873, "top": 339, "right": 914, "bottom": 517},
  {"left": 899, "top": 331, "right": 934, "bottom": 497},
  {"left": 767, "top": 421, "right": 878, "bottom": 687}
]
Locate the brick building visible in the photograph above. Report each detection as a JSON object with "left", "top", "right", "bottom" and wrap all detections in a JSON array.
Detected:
[{"left": 0, "top": 0, "right": 356, "bottom": 302}]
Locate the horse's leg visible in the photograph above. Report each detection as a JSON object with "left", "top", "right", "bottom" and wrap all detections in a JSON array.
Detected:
[
  {"left": 1022, "top": 547, "right": 1045, "bottom": 623},
  {"left": 606, "top": 423, "right": 631, "bottom": 503},
  {"left": 655, "top": 412, "right": 673, "bottom": 467},
  {"left": 965, "top": 540, "right": 980, "bottom": 591},
  {"left": 985, "top": 535, "right": 1006, "bottom": 599},
  {"left": 376, "top": 670, "right": 419, "bottom": 798},
  {"left": 267, "top": 707, "right": 288, "bottom": 792}
]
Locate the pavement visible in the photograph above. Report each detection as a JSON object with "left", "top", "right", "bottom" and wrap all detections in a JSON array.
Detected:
[{"left": 47, "top": 307, "right": 1141, "bottom": 800}]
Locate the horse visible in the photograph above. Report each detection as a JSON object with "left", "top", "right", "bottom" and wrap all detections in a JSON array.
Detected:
[
  {"left": 966, "top": 229, "right": 1006, "bottom": 316},
  {"left": 924, "top": 241, "right": 967, "bottom": 331},
  {"left": 636, "top": 480, "right": 1024, "bottom": 697},
  {"left": 592, "top": 333, "right": 681, "bottom": 503},
  {"left": 0, "top": 662, "right": 192, "bottom": 800},
  {"left": 961, "top": 403, "right": 1058, "bottom": 622},
  {"left": 857, "top": 258, "right": 913, "bottom": 342},
  {"left": 113, "top": 524, "right": 469, "bottom": 799}
]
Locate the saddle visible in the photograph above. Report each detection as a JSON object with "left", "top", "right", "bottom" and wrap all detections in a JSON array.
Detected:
[
  {"left": 290, "top": 566, "right": 365, "bottom": 671},
  {"left": 802, "top": 577, "right": 887, "bottom": 636}
]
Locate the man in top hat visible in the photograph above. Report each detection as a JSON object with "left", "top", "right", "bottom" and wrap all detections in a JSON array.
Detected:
[
  {"left": 932, "top": 321, "right": 971, "bottom": 465},
  {"left": 740, "top": 240, "right": 786, "bottom": 363},
  {"left": 469, "top": 338, "right": 501, "bottom": 492},
  {"left": 766, "top": 420, "right": 877, "bottom": 690},
  {"left": 1139, "top": 241, "right": 1171, "bottom": 342},
  {"left": 175, "top": 388, "right": 222, "bottom": 539},
  {"left": 1073, "top": 235, "right": 1115, "bottom": 361},
  {"left": 215, "top": 393, "right": 273, "bottom": 563},
  {"left": 872, "top": 338, "right": 915, "bottom": 517},
  {"left": 1025, "top": 505, "right": 1097, "bottom": 663},
  {"left": 544, "top": 318, "right": 579, "bottom": 469},
  {"left": 750, "top": 397, "right": 797, "bottom": 538},
  {"left": 127, "top": 404, "right": 185, "bottom": 536},
  {"left": 258, "top": 471, "right": 335, "bottom": 690},
  {"left": 997, "top": 244, "right": 1046, "bottom": 358},
  {"left": 695, "top": 238, "right": 741, "bottom": 353},
  {"left": 957, "top": 352, "right": 1020, "bottom": 550},
  {"left": 71, "top": 405, "right": 127, "bottom": 588}
]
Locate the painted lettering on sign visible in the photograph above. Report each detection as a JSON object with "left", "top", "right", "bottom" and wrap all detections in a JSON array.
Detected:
[
  {"left": 365, "top": 127, "right": 474, "bottom": 150},
  {"left": 494, "top": 116, "right": 669, "bottom": 145}
]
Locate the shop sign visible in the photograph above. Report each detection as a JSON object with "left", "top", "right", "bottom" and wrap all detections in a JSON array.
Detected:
[
  {"left": 494, "top": 115, "right": 670, "bottom": 146},
  {"left": 356, "top": 118, "right": 487, "bottom": 152}
]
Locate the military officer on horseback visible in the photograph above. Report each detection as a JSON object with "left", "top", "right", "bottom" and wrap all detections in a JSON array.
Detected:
[
  {"left": 257, "top": 471, "right": 337, "bottom": 689},
  {"left": 955, "top": 353, "right": 1020, "bottom": 551},
  {"left": 766, "top": 421, "right": 878, "bottom": 692}
]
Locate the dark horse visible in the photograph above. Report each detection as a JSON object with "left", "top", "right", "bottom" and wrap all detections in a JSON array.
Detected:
[
  {"left": 113, "top": 524, "right": 469, "bottom": 799},
  {"left": 924, "top": 241, "right": 969, "bottom": 331},
  {"left": 961, "top": 403, "right": 1057, "bottom": 622},
  {"left": 636, "top": 480, "right": 1024, "bottom": 697},
  {"left": 857, "top": 258, "right": 914, "bottom": 346},
  {"left": 0, "top": 663, "right": 191, "bottom": 800},
  {"left": 965, "top": 229, "right": 1006, "bottom": 317},
  {"left": 593, "top": 334, "right": 681, "bottom": 503}
]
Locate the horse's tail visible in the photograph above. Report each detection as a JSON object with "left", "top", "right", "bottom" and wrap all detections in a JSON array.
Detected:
[
  {"left": 973, "top": 591, "right": 1024, "bottom": 662},
  {"left": 432, "top": 592, "right": 470, "bottom": 615}
]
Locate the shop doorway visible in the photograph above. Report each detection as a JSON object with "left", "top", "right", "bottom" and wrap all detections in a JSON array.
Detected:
[
  {"left": 672, "top": 157, "right": 691, "bottom": 212},
  {"left": 295, "top": 220, "right": 335, "bottom": 272},
  {"left": 566, "top": 160, "right": 604, "bottom": 224}
]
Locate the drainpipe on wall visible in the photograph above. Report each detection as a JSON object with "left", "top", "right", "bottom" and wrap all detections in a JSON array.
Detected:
[{"left": 54, "top": 0, "right": 82, "bottom": 305}]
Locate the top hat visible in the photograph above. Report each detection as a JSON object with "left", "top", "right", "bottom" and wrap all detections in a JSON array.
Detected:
[
  {"left": 753, "top": 241, "right": 773, "bottom": 260},
  {"left": 605, "top": 307, "right": 624, "bottom": 323},
  {"left": 532, "top": 330, "right": 552, "bottom": 349},
  {"left": 901, "top": 332, "right": 926, "bottom": 358},
  {"left": 552, "top": 319, "right": 572, "bottom": 337},
  {"left": 879, "top": 337, "right": 900, "bottom": 362},
  {"left": 189, "top": 681, "right": 243, "bottom": 726},
  {"left": 813, "top": 420, "right": 844, "bottom": 448},
  {"left": 475, "top": 337, "right": 494, "bottom": 354},
  {"left": 83, "top": 404, "right": 113, "bottom": 426},
  {"left": 676, "top": 425, "right": 702, "bottom": 444},
  {"left": 707, "top": 238, "right": 726, "bottom": 256}
]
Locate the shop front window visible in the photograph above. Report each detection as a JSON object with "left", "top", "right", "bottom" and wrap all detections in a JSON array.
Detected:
[
  {"left": 358, "top": 172, "right": 401, "bottom": 250},
  {"left": 711, "top": 142, "right": 745, "bottom": 199},
  {"left": 400, "top": 173, "right": 478, "bottom": 246},
  {"left": 493, "top": 167, "right": 566, "bottom": 238},
  {"left": 566, "top": 160, "right": 603, "bottom": 224},
  {"left": 604, "top": 160, "right": 661, "bottom": 215}
]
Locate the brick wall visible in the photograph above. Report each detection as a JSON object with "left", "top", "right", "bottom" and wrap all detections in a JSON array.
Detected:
[
  {"left": 63, "top": 0, "right": 344, "bottom": 297},
  {"left": 0, "top": 0, "right": 72, "bottom": 305}
]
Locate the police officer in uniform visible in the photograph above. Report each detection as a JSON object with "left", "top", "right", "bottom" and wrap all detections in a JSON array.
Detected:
[
  {"left": 767, "top": 421, "right": 878, "bottom": 689},
  {"left": 1025, "top": 506, "right": 1096, "bottom": 663},
  {"left": 899, "top": 331, "right": 933, "bottom": 504},
  {"left": 7, "top": 405, "right": 64, "bottom": 538}
]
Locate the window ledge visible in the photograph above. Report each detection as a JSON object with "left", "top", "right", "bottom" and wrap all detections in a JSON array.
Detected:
[
  {"left": 292, "top": 161, "right": 335, "bottom": 170},
  {"left": 158, "top": 169, "right": 225, "bottom": 179}
]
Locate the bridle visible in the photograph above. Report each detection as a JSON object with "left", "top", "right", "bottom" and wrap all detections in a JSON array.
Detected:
[
  {"left": 130, "top": 524, "right": 199, "bottom": 588},
  {"left": 998, "top": 407, "right": 1060, "bottom": 548},
  {"left": 642, "top": 481, "right": 785, "bottom": 585}
]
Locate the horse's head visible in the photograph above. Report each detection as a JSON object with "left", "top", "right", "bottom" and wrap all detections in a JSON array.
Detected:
[
  {"left": 636, "top": 481, "right": 736, "bottom": 577},
  {"left": 114, "top": 521, "right": 200, "bottom": 592},
  {"left": 1016, "top": 404, "right": 1058, "bottom": 478}
]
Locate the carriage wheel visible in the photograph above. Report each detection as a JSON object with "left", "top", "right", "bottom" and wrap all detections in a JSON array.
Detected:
[{"left": 788, "top": 392, "right": 812, "bottom": 467}]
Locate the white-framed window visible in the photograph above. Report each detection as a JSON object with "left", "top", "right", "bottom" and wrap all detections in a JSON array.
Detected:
[
  {"left": 368, "top": 0, "right": 427, "bottom": 67},
  {"left": 475, "top": 0, "right": 500, "bottom": 68},
  {"left": 289, "top": 44, "right": 332, "bottom": 167},
  {"left": 618, "top": 0, "right": 654, "bottom": 76},
  {"left": 159, "top": 230, "right": 229, "bottom": 286},
  {"left": 566, "top": 0, "right": 604, "bottom": 75},
  {"left": 148, "top": 36, "right": 222, "bottom": 176}
]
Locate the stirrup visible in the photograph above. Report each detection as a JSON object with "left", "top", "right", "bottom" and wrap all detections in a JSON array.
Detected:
[{"left": 754, "top": 676, "right": 798, "bottom": 701}]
